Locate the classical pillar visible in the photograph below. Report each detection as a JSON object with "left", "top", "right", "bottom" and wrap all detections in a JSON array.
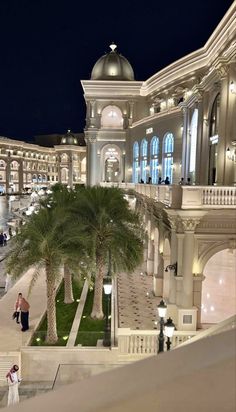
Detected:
[
  {"left": 68, "top": 154, "right": 73, "bottom": 188},
  {"left": 181, "top": 106, "right": 189, "bottom": 181},
  {"left": 178, "top": 212, "right": 206, "bottom": 308},
  {"left": 147, "top": 237, "right": 154, "bottom": 275},
  {"left": 195, "top": 94, "right": 203, "bottom": 185},
  {"left": 153, "top": 227, "right": 162, "bottom": 296},
  {"left": 167, "top": 213, "right": 178, "bottom": 304},
  {"left": 18, "top": 160, "right": 24, "bottom": 192},
  {"left": 85, "top": 134, "right": 97, "bottom": 186},
  {"left": 6, "top": 160, "right": 10, "bottom": 193},
  {"left": 216, "top": 66, "right": 229, "bottom": 185}
]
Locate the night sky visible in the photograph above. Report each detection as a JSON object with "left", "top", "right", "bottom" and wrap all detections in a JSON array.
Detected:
[{"left": 0, "top": 0, "right": 234, "bottom": 142}]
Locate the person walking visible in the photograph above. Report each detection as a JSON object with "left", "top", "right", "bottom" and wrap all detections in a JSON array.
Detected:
[
  {"left": 14, "top": 293, "right": 22, "bottom": 324},
  {"left": 0, "top": 232, "right": 4, "bottom": 246},
  {"left": 3, "top": 233, "right": 7, "bottom": 246},
  {"left": 20, "top": 296, "right": 30, "bottom": 331},
  {"left": 6, "top": 364, "right": 21, "bottom": 406}
]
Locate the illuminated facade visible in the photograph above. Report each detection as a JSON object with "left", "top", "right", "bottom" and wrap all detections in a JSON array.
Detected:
[
  {"left": 0, "top": 1, "right": 235, "bottom": 331},
  {"left": 0, "top": 131, "right": 86, "bottom": 193},
  {"left": 82, "top": 2, "right": 236, "bottom": 331}
]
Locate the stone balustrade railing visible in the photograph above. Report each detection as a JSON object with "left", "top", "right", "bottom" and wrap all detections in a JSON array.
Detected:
[
  {"left": 118, "top": 328, "right": 198, "bottom": 355},
  {"left": 100, "top": 182, "right": 236, "bottom": 209},
  {"left": 178, "top": 314, "right": 236, "bottom": 347}
]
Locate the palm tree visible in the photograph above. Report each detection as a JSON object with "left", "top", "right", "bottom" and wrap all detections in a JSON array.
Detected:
[
  {"left": 74, "top": 186, "right": 144, "bottom": 320},
  {"left": 6, "top": 206, "right": 83, "bottom": 344},
  {"left": 45, "top": 184, "right": 91, "bottom": 304}
]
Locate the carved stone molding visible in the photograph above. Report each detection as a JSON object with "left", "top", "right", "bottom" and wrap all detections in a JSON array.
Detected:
[
  {"left": 216, "top": 64, "right": 229, "bottom": 79},
  {"left": 181, "top": 217, "right": 202, "bottom": 232}
]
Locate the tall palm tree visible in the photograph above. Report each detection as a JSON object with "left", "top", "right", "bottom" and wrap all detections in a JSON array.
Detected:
[
  {"left": 45, "top": 184, "right": 91, "bottom": 304},
  {"left": 74, "top": 186, "right": 144, "bottom": 320},
  {"left": 6, "top": 206, "right": 83, "bottom": 344}
]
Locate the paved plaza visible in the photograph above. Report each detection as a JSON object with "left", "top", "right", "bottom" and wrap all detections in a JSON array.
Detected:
[{"left": 117, "top": 270, "right": 161, "bottom": 330}]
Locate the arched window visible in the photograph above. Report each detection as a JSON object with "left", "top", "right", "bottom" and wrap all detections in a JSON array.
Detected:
[
  {"left": 163, "top": 133, "right": 174, "bottom": 182},
  {"left": 140, "top": 139, "right": 148, "bottom": 183},
  {"left": 101, "top": 105, "right": 123, "bottom": 129},
  {"left": 209, "top": 94, "right": 220, "bottom": 138},
  {"left": 132, "top": 142, "right": 139, "bottom": 183},
  {"left": 150, "top": 136, "right": 159, "bottom": 184},
  {"left": 208, "top": 94, "right": 220, "bottom": 184},
  {"left": 189, "top": 109, "right": 198, "bottom": 182}
]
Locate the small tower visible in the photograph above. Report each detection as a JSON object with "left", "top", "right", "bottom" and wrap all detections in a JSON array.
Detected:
[{"left": 81, "top": 44, "right": 143, "bottom": 186}]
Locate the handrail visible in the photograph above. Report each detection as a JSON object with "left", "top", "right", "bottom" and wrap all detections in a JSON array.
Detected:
[{"left": 178, "top": 314, "right": 236, "bottom": 347}]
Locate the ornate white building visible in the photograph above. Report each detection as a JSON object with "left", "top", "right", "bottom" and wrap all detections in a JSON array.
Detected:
[
  {"left": 0, "top": 1, "right": 235, "bottom": 331},
  {"left": 0, "top": 130, "right": 86, "bottom": 193},
  {"left": 82, "top": 1, "right": 236, "bottom": 331}
]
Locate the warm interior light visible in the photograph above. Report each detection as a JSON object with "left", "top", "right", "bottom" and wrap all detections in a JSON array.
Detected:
[{"left": 229, "top": 81, "right": 236, "bottom": 94}]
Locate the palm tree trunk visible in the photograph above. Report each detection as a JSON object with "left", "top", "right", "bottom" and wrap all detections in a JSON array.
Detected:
[
  {"left": 63, "top": 264, "right": 74, "bottom": 303},
  {"left": 91, "top": 253, "right": 104, "bottom": 320},
  {"left": 45, "top": 266, "right": 58, "bottom": 344}
]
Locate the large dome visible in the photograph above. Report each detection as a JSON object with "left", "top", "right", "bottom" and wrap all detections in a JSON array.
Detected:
[
  {"left": 60, "top": 130, "right": 78, "bottom": 145},
  {"left": 91, "top": 43, "right": 135, "bottom": 81}
]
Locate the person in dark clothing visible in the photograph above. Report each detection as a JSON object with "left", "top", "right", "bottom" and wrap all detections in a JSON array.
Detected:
[
  {"left": 0, "top": 232, "right": 4, "bottom": 246},
  {"left": 158, "top": 177, "right": 162, "bottom": 184},
  {"left": 20, "top": 297, "right": 30, "bottom": 332},
  {"left": 3, "top": 233, "right": 7, "bottom": 246},
  {"left": 164, "top": 176, "right": 170, "bottom": 185}
]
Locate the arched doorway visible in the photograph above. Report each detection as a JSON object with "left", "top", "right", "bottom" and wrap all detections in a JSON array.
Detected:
[
  {"left": 101, "top": 144, "right": 122, "bottom": 182},
  {"left": 202, "top": 249, "right": 236, "bottom": 324},
  {"left": 105, "top": 157, "right": 119, "bottom": 182}
]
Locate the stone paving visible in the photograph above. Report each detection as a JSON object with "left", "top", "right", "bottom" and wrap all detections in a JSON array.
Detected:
[{"left": 117, "top": 269, "right": 161, "bottom": 330}]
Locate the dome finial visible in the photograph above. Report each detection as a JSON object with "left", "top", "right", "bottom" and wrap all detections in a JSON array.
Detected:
[{"left": 109, "top": 42, "right": 117, "bottom": 52}]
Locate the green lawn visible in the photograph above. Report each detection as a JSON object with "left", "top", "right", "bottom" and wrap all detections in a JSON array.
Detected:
[
  {"left": 75, "top": 288, "right": 107, "bottom": 346},
  {"left": 31, "top": 278, "right": 83, "bottom": 346}
]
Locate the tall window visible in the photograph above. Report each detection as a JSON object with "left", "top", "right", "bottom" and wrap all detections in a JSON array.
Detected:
[
  {"left": 163, "top": 133, "right": 174, "bottom": 182},
  {"left": 189, "top": 109, "right": 198, "bottom": 181},
  {"left": 140, "top": 139, "right": 148, "bottom": 182},
  {"left": 132, "top": 142, "right": 139, "bottom": 183},
  {"left": 150, "top": 136, "right": 159, "bottom": 184},
  {"left": 208, "top": 93, "right": 220, "bottom": 184}
]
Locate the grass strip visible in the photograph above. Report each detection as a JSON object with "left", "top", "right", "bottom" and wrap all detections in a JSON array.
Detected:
[
  {"left": 75, "top": 287, "right": 107, "bottom": 346},
  {"left": 31, "top": 278, "right": 83, "bottom": 346}
]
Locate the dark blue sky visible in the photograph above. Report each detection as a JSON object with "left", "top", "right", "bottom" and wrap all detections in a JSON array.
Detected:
[{"left": 0, "top": 0, "right": 234, "bottom": 141}]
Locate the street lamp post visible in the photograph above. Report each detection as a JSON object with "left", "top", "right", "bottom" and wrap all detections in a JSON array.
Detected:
[
  {"left": 164, "top": 317, "right": 175, "bottom": 351},
  {"left": 103, "top": 279, "right": 112, "bottom": 347},
  {"left": 103, "top": 248, "right": 112, "bottom": 347},
  {"left": 157, "top": 300, "right": 167, "bottom": 353}
]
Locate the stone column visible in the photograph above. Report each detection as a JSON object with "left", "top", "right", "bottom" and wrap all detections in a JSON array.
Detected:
[
  {"left": 142, "top": 216, "right": 149, "bottom": 272},
  {"left": 216, "top": 66, "right": 229, "bottom": 185},
  {"left": 18, "top": 160, "right": 24, "bottom": 192},
  {"left": 195, "top": 93, "right": 203, "bottom": 185},
  {"left": 181, "top": 106, "right": 189, "bottom": 181},
  {"left": 85, "top": 134, "right": 97, "bottom": 186},
  {"left": 68, "top": 154, "right": 73, "bottom": 188},
  {"left": 178, "top": 212, "right": 206, "bottom": 308},
  {"left": 153, "top": 227, "right": 162, "bottom": 296},
  {"left": 6, "top": 160, "right": 10, "bottom": 193},
  {"left": 167, "top": 213, "right": 178, "bottom": 304},
  {"left": 128, "top": 101, "right": 134, "bottom": 126},
  {"left": 147, "top": 237, "right": 154, "bottom": 275}
]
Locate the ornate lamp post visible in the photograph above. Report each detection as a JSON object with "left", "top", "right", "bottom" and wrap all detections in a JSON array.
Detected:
[
  {"left": 103, "top": 248, "right": 112, "bottom": 347},
  {"left": 157, "top": 299, "right": 167, "bottom": 353},
  {"left": 164, "top": 317, "right": 175, "bottom": 351},
  {"left": 103, "top": 278, "right": 112, "bottom": 347}
]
